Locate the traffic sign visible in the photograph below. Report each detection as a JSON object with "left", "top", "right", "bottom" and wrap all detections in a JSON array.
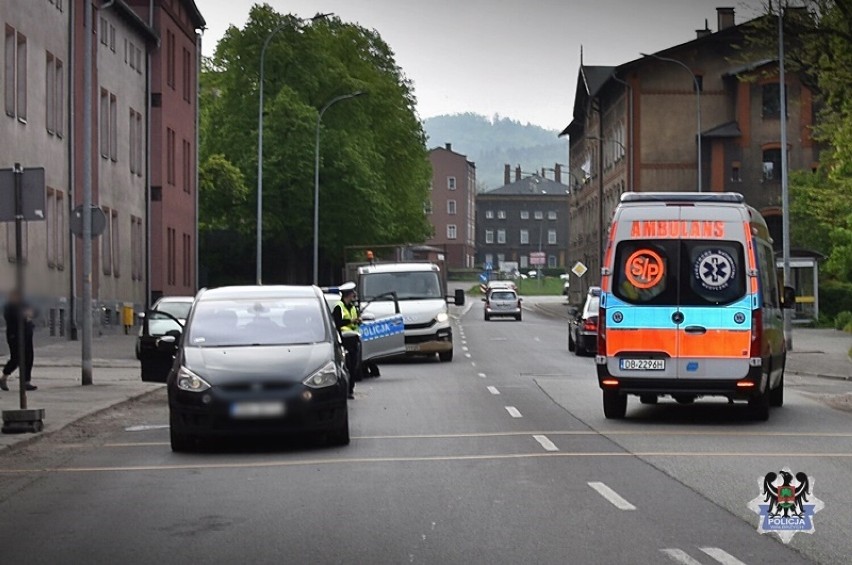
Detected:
[
  {"left": 70, "top": 205, "right": 107, "bottom": 237},
  {"left": 530, "top": 252, "right": 546, "bottom": 266},
  {"left": 479, "top": 273, "right": 488, "bottom": 283},
  {"left": 572, "top": 261, "right": 588, "bottom": 277},
  {"left": 485, "top": 261, "right": 493, "bottom": 271},
  {"left": 0, "top": 167, "right": 45, "bottom": 222}
]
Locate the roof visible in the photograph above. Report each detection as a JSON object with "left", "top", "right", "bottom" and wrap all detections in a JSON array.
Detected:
[
  {"left": 428, "top": 145, "right": 476, "bottom": 167},
  {"left": 182, "top": 0, "right": 206, "bottom": 29},
  {"left": 359, "top": 263, "right": 440, "bottom": 274},
  {"left": 480, "top": 175, "right": 569, "bottom": 196},
  {"left": 723, "top": 58, "right": 776, "bottom": 77},
  {"left": 199, "top": 286, "right": 320, "bottom": 300},
  {"left": 560, "top": 65, "right": 616, "bottom": 138},
  {"left": 702, "top": 121, "right": 742, "bottom": 138},
  {"left": 114, "top": 0, "right": 159, "bottom": 46}
]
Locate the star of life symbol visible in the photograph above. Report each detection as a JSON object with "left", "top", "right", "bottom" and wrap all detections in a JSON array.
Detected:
[
  {"left": 747, "top": 467, "right": 824, "bottom": 544},
  {"left": 695, "top": 249, "right": 734, "bottom": 290}
]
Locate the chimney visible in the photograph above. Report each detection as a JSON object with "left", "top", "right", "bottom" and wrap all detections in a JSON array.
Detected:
[
  {"left": 554, "top": 163, "right": 562, "bottom": 184},
  {"left": 696, "top": 19, "right": 711, "bottom": 39},
  {"left": 445, "top": 142, "right": 452, "bottom": 151},
  {"left": 717, "top": 7, "right": 735, "bottom": 31},
  {"left": 515, "top": 165, "right": 521, "bottom": 182},
  {"left": 504, "top": 164, "right": 511, "bottom": 185}
]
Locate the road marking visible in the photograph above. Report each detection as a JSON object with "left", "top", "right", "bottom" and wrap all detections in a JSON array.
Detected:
[
  {"left": 486, "top": 386, "right": 500, "bottom": 395},
  {"left": 477, "top": 372, "right": 487, "bottom": 378},
  {"left": 124, "top": 424, "right": 169, "bottom": 432},
  {"left": 505, "top": 406, "right": 522, "bottom": 418},
  {"left": 533, "top": 435, "right": 558, "bottom": 452},
  {"left": 462, "top": 346, "right": 469, "bottom": 352},
  {"left": 699, "top": 547, "right": 748, "bottom": 565},
  {"left": 660, "top": 549, "right": 704, "bottom": 565},
  {"left": 464, "top": 353, "right": 472, "bottom": 358},
  {"left": 587, "top": 482, "right": 636, "bottom": 510},
  {"left": 470, "top": 362, "right": 476, "bottom": 367}
]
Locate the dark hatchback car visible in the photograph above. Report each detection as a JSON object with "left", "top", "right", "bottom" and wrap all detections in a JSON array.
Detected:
[
  {"left": 162, "top": 286, "right": 351, "bottom": 452},
  {"left": 568, "top": 286, "right": 601, "bottom": 356}
]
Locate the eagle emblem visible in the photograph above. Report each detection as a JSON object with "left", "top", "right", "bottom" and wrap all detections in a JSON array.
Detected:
[{"left": 747, "top": 468, "right": 824, "bottom": 543}]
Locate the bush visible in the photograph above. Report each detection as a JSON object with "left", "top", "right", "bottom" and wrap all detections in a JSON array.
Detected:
[
  {"left": 835, "top": 311, "right": 852, "bottom": 330},
  {"left": 845, "top": 322, "right": 852, "bottom": 334},
  {"left": 822, "top": 281, "right": 852, "bottom": 321}
]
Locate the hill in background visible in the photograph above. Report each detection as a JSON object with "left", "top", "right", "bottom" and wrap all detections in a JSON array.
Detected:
[{"left": 424, "top": 113, "right": 568, "bottom": 191}]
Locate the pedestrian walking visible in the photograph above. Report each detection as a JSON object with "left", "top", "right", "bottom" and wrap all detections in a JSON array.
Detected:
[
  {"left": 1, "top": 290, "right": 37, "bottom": 392},
  {"left": 332, "top": 282, "right": 361, "bottom": 400}
]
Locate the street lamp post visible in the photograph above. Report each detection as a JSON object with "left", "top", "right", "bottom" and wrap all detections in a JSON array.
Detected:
[
  {"left": 314, "top": 91, "right": 366, "bottom": 285},
  {"left": 642, "top": 53, "right": 702, "bottom": 193}
]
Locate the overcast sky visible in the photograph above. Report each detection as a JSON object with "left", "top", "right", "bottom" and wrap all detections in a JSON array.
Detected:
[{"left": 199, "top": 0, "right": 766, "bottom": 131}]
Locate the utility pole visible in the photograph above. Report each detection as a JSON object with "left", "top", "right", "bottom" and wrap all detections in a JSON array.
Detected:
[
  {"left": 598, "top": 103, "right": 605, "bottom": 273},
  {"left": 81, "top": 0, "right": 93, "bottom": 385},
  {"left": 779, "top": 4, "right": 793, "bottom": 350}
]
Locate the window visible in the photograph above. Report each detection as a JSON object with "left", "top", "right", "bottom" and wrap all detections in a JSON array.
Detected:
[
  {"left": 109, "top": 93, "right": 117, "bottom": 161},
  {"left": 447, "top": 199, "right": 456, "bottom": 215},
  {"left": 548, "top": 211, "right": 557, "bottom": 220},
  {"left": 99, "top": 89, "right": 109, "bottom": 157},
  {"left": 485, "top": 254, "right": 493, "bottom": 265},
  {"left": 129, "top": 110, "right": 137, "bottom": 174},
  {"left": 99, "top": 17, "right": 108, "bottom": 46},
  {"left": 135, "top": 45, "right": 142, "bottom": 74},
  {"left": 6, "top": 222, "right": 28, "bottom": 263},
  {"left": 182, "top": 47, "right": 192, "bottom": 102},
  {"left": 46, "top": 188, "right": 56, "bottom": 266},
  {"left": 45, "top": 52, "right": 55, "bottom": 133},
  {"left": 54, "top": 58, "right": 63, "bottom": 137},
  {"left": 183, "top": 233, "right": 192, "bottom": 287},
  {"left": 5, "top": 26, "right": 15, "bottom": 117},
  {"left": 111, "top": 210, "right": 119, "bottom": 277},
  {"left": 485, "top": 230, "right": 494, "bottom": 244},
  {"left": 731, "top": 161, "right": 742, "bottom": 183},
  {"left": 447, "top": 224, "right": 457, "bottom": 240},
  {"left": 497, "top": 253, "right": 505, "bottom": 264},
  {"left": 520, "top": 229, "right": 529, "bottom": 244},
  {"left": 183, "top": 139, "right": 192, "bottom": 193},
  {"left": 15, "top": 31, "right": 26, "bottom": 120},
  {"left": 45, "top": 189, "right": 66, "bottom": 269},
  {"left": 128, "top": 41, "right": 136, "bottom": 70},
  {"left": 548, "top": 229, "right": 557, "bottom": 245},
  {"left": 135, "top": 111, "right": 143, "bottom": 176},
  {"left": 497, "top": 229, "right": 506, "bottom": 244},
  {"left": 167, "top": 128, "right": 176, "bottom": 184},
  {"left": 497, "top": 210, "right": 506, "bottom": 219},
  {"left": 520, "top": 210, "right": 529, "bottom": 220},
  {"left": 485, "top": 210, "right": 493, "bottom": 219},
  {"left": 520, "top": 255, "right": 528, "bottom": 268},
  {"left": 166, "top": 31, "right": 176, "bottom": 89},
  {"left": 423, "top": 201, "right": 432, "bottom": 214},
  {"left": 102, "top": 207, "right": 112, "bottom": 275},
  {"left": 167, "top": 227, "right": 176, "bottom": 285},
  {"left": 756, "top": 243, "right": 779, "bottom": 308},
  {"left": 109, "top": 24, "right": 116, "bottom": 52},
  {"left": 534, "top": 211, "right": 543, "bottom": 220},
  {"left": 447, "top": 176, "right": 456, "bottom": 190},
  {"left": 762, "top": 83, "right": 788, "bottom": 118},
  {"left": 548, "top": 255, "right": 557, "bottom": 268},
  {"left": 131, "top": 216, "right": 144, "bottom": 281},
  {"left": 124, "top": 38, "right": 128, "bottom": 64},
  {"left": 762, "top": 149, "right": 782, "bottom": 182}
]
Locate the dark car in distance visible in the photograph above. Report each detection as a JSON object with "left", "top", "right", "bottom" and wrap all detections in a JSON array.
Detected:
[
  {"left": 568, "top": 286, "right": 601, "bottom": 356},
  {"left": 164, "top": 286, "right": 351, "bottom": 451}
]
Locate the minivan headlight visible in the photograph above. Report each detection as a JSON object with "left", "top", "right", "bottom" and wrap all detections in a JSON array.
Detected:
[
  {"left": 303, "top": 361, "right": 339, "bottom": 389},
  {"left": 176, "top": 366, "right": 211, "bottom": 392},
  {"left": 435, "top": 312, "right": 449, "bottom": 323}
]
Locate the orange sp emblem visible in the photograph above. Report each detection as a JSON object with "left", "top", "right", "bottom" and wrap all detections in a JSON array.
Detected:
[{"left": 626, "top": 249, "right": 665, "bottom": 289}]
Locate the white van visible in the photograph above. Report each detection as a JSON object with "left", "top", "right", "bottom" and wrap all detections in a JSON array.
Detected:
[{"left": 596, "top": 192, "right": 795, "bottom": 420}]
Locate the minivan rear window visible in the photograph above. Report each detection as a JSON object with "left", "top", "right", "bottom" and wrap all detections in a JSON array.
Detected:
[{"left": 613, "top": 239, "right": 746, "bottom": 306}]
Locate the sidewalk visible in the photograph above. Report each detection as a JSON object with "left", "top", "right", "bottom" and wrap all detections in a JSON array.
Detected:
[{"left": 0, "top": 333, "right": 157, "bottom": 453}]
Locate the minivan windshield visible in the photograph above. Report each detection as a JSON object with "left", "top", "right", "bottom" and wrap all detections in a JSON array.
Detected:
[
  {"left": 613, "top": 239, "right": 746, "bottom": 306},
  {"left": 361, "top": 272, "right": 442, "bottom": 301},
  {"left": 187, "top": 298, "right": 327, "bottom": 347}
]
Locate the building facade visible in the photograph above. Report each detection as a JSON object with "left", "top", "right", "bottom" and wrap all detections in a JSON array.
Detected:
[
  {"left": 561, "top": 7, "right": 818, "bottom": 300},
  {"left": 427, "top": 144, "right": 476, "bottom": 269},
  {"left": 475, "top": 173, "right": 570, "bottom": 272}
]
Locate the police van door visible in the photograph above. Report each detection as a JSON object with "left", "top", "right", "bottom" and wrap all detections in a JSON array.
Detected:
[{"left": 359, "top": 314, "right": 406, "bottom": 362}]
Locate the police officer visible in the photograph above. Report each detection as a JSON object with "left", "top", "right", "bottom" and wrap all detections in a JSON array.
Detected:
[{"left": 332, "top": 283, "right": 361, "bottom": 399}]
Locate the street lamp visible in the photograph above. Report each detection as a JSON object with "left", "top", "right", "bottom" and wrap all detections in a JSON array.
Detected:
[
  {"left": 256, "top": 14, "right": 332, "bottom": 286},
  {"left": 314, "top": 91, "right": 366, "bottom": 285},
  {"left": 641, "top": 53, "right": 702, "bottom": 193}
]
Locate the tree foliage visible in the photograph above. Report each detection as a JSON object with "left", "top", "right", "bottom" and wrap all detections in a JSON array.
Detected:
[{"left": 200, "top": 4, "right": 432, "bottom": 284}]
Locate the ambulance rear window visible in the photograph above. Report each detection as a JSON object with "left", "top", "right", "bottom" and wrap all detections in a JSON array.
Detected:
[{"left": 613, "top": 239, "right": 746, "bottom": 306}]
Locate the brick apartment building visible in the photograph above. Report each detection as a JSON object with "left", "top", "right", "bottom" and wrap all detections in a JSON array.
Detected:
[
  {"left": 427, "top": 144, "right": 476, "bottom": 269},
  {"left": 0, "top": 0, "right": 203, "bottom": 339},
  {"left": 476, "top": 166, "right": 570, "bottom": 271},
  {"left": 561, "top": 7, "right": 818, "bottom": 299}
]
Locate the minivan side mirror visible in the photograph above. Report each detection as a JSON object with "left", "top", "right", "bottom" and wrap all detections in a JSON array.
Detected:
[
  {"left": 782, "top": 286, "right": 796, "bottom": 310},
  {"left": 454, "top": 289, "right": 466, "bottom": 306}
]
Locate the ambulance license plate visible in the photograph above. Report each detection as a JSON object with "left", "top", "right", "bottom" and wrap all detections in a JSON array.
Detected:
[{"left": 619, "top": 359, "right": 665, "bottom": 371}]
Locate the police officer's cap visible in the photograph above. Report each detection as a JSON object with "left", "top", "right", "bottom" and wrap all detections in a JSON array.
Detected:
[{"left": 339, "top": 281, "right": 356, "bottom": 296}]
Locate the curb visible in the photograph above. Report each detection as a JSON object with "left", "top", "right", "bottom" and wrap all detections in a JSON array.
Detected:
[
  {"left": 788, "top": 371, "right": 852, "bottom": 382},
  {"left": 0, "top": 385, "right": 163, "bottom": 455}
]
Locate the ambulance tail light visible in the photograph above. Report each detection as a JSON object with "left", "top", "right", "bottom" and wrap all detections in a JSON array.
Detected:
[
  {"left": 597, "top": 307, "right": 607, "bottom": 358},
  {"left": 750, "top": 308, "right": 762, "bottom": 360}
]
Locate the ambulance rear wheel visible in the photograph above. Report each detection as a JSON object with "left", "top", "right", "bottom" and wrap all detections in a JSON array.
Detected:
[
  {"left": 602, "top": 390, "right": 627, "bottom": 419},
  {"left": 770, "top": 375, "right": 784, "bottom": 407},
  {"left": 748, "top": 389, "right": 771, "bottom": 421}
]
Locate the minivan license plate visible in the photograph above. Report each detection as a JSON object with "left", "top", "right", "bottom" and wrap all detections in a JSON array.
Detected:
[
  {"left": 619, "top": 359, "right": 665, "bottom": 371},
  {"left": 230, "top": 401, "right": 285, "bottom": 419}
]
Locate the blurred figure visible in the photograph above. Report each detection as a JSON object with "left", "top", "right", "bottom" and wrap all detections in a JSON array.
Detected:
[
  {"left": 1, "top": 290, "right": 37, "bottom": 392},
  {"left": 332, "top": 283, "right": 361, "bottom": 399}
]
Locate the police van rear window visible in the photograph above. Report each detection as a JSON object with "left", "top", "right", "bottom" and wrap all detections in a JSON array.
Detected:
[{"left": 613, "top": 239, "right": 746, "bottom": 306}]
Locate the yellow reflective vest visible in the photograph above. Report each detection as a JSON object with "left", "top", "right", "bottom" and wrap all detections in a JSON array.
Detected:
[{"left": 336, "top": 301, "right": 360, "bottom": 334}]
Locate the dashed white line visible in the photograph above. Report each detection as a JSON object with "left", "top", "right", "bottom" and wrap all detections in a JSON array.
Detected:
[
  {"left": 470, "top": 362, "right": 476, "bottom": 367},
  {"left": 533, "top": 435, "right": 558, "bottom": 451},
  {"left": 464, "top": 353, "right": 472, "bottom": 358},
  {"left": 504, "top": 406, "right": 522, "bottom": 418},
  {"left": 699, "top": 547, "right": 748, "bottom": 565},
  {"left": 477, "top": 372, "right": 487, "bottom": 378},
  {"left": 486, "top": 386, "right": 500, "bottom": 395},
  {"left": 462, "top": 346, "right": 469, "bottom": 351},
  {"left": 660, "top": 549, "right": 704, "bottom": 565},
  {"left": 587, "top": 482, "right": 636, "bottom": 511}
]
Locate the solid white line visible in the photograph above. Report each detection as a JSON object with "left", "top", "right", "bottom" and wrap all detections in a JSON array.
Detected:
[
  {"left": 587, "top": 482, "right": 636, "bottom": 511},
  {"left": 533, "top": 435, "right": 558, "bottom": 452},
  {"left": 505, "top": 406, "right": 522, "bottom": 418},
  {"left": 487, "top": 386, "right": 500, "bottom": 395},
  {"left": 699, "top": 548, "right": 748, "bottom": 565},
  {"left": 477, "top": 372, "right": 487, "bottom": 378},
  {"left": 660, "top": 549, "right": 703, "bottom": 565}
]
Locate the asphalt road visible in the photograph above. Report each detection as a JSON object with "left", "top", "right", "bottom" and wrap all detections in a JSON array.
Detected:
[{"left": 1, "top": 300, "right": 850, "bottom": 564}]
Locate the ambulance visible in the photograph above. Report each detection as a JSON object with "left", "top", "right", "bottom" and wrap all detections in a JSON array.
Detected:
[{"left": 596, "top": 192, "right": 795, "bottom": 421}]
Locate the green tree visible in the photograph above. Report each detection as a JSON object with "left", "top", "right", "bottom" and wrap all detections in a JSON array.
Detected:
[{"left": 199, "top": 4, "right": 432, "bottom": 284}]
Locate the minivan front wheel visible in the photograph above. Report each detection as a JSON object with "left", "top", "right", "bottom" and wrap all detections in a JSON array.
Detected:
[
  {"left": 169, "top": 412, "right": 196, "bottom": 453},
  {"left": 439, "top": 349, "right": 453, "bottom": 362},
  {"left": 602, "top": 390, "right": 627, "bottom": 419}
]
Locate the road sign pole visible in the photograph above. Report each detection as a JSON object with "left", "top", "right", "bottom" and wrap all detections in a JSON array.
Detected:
[
  {"left": 13, "top": 163, "right": 26, "bottom": 410},
  {"left": 81, "top": 0, "right": 93, "bottom": 386}
]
